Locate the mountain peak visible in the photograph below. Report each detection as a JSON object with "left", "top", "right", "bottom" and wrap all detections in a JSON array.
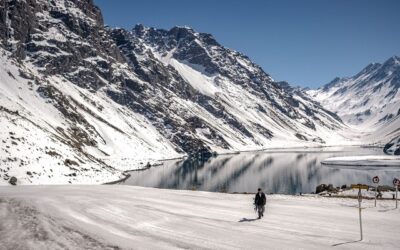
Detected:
[
  {"left": 170, "top": 25, "right": 194, "bottom": 31},
  {"left": 354, "top": 62, "right": 381, "bottom": 78},
  {"left": 167, "top": 26, "right": 197, "bottom": 41},
  {"left": 134, "top": 23, "right": 145, "bottom": 30},
  {"left": 383, "top": 55, "right": 400, "bottom": 67}
]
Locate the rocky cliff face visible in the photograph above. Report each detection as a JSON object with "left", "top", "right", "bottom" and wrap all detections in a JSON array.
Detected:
[{"left": 0, "top": 0, "right": 346, "bottom": 184}]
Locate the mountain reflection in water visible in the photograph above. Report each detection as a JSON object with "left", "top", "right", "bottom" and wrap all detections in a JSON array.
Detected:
[{"left": 122, "top": 147, "right": 399, "bottom": 194}]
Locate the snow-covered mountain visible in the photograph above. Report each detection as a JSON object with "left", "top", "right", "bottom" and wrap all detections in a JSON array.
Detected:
[
  {"left": 0, "top": 0, "right": 347, "bottom": 184},
  {"left": 308, "top": 56, "right": 400, "bottom": 154},
  {"left": 110, "top": 25, "right": 345, "bottom": 145}
]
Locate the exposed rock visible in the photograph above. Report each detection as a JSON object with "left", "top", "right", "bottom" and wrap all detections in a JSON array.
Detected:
[
  {"left": 384, "top": 136, "right": 400, "bottom": 155},
  {"left": 327, "top": 184, "right": 337, "bottom": 192},
  {"left": 9, "top": 176, "right": 17, "bottom": 185},
  {"left": 316, "top": 184, "right": 327, "bottom": 194},
  {"left": 64, "top": 159, "right": 79, "bottom": 167}
]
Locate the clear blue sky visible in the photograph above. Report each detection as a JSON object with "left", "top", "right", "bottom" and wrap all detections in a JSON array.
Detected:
[{"left": 94, "top": 0, "right": 400, "bottom": 88}]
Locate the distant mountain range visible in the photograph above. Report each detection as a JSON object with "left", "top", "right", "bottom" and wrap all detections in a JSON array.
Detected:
[{"left": 307, "top": 56, "right": 400, "bottom": 155}]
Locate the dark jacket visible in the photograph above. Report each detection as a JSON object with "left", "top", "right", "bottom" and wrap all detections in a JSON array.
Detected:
[{"left": 254, "top": 192, "right": 266, "bottom": 206}]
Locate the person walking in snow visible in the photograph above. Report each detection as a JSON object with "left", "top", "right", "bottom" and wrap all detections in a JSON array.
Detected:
[{"left": 254, "top": 188, "right": 266, "bottom": 219}]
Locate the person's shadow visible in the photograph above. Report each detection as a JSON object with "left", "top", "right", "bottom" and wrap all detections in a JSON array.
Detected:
[
  {"left": 332, "top": 239, "right": 361, "bottom": 246},
  {"left": 238, "top": 217, "right": 259, "bottom": 222}
]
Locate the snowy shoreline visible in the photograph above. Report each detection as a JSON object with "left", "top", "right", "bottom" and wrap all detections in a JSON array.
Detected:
[{"left": 321, "top": 155, "right": 400, "bottom": 166}]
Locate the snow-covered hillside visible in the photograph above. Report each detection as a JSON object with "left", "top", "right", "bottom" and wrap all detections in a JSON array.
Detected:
[
  {"left": 1, "top": 185, "right": 399, "bottom": 249},
  {"left": 0, "top": 51, "right": 181, "bottom": 185},
  {"left": 0, "top": 0, "right": 350, "bottom": 184},
  {"left": 307, "top": 56, "right": 400, "bottom": 153}
]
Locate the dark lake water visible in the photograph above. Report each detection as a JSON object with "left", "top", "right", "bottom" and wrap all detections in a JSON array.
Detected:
[{"left": 121, "top": 147, "right": 400, "bottom": 194}]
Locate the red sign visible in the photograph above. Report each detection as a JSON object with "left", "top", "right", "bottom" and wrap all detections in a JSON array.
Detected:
[
  {"left": 393, "top": 178, "right": 400, "bottom": 187},
  {"left": 372, "top": 176, "right": 379, "bottom": 184}
]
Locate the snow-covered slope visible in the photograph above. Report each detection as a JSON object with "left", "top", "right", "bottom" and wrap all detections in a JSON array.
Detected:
[
  {"left": 0, "top": 0, "right": 182, "bottom": 185},
  {"left": 0, "top": 50, "right": 181, "bottom": 185},
  {"left": 307, "top": 56, "right": 400, "bottom": 153},
  {"left": 0, "top": 0, "right": 348, "bottom": 184},
  {"left": 1, "top": 185, "right": 399, "bottom": 249}
]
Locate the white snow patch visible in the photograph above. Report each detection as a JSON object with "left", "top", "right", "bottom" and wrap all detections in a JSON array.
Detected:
[{"left": 322, "top": 155, "right": 400, "bottom": 166}]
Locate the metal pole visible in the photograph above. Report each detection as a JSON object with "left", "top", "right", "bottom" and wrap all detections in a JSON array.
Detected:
[
  {"left": 358, "top": 188, "right": 363, "bottom": 241},
  {"left": 396, "top": 185, "right": 398, "bottom": 209},
  {"left": 374, "top": 185, "right": 377, "bottom": 207},
  {"left": 359, "top": 203, "right": 363, "bottom": 240}
]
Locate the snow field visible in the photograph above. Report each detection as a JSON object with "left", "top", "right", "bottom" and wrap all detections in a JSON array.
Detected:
[{"left": 0, "top": 185, "right": 399, "bottom": 250}]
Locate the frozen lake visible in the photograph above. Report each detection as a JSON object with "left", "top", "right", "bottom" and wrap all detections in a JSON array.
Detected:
[{"left": 122, "top": 147, "right": 400, "bottom": 194}]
